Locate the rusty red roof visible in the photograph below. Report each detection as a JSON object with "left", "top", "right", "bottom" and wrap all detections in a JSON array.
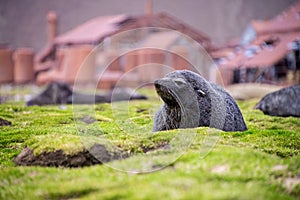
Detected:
[
  {"left": 251, "top": 1, "right": 300, "bottom": 34},
  {"left": 219, "top": 31, "right": 300, "bottom": 69},
  {"left": 37, "top": 11, "right": 213, "bottom": 75},
  {"left": 35, "top": 11, "right": 212, "bottom": 63},
  {"left": 55, "top": 15, "right": 130, "bottom": 45},
  {"left": 244, "top": 32, "right": 300, "bottom": 67},
  {"left": 218, "top": 0, "right": 300, "bottom": 69},
  {"left": 53, "top": 12, "right": 211, "bottom": 48}
]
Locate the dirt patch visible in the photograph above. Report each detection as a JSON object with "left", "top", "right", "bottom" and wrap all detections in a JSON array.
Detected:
[
  {"left": 0, "top": 118, "right": 12, "bottom": 126},
  {"left": 14, "top": 141, "right": 172, "bottom": 168},
  {"left": 14, "top": 144, "right": 128, "bottom": 168}
]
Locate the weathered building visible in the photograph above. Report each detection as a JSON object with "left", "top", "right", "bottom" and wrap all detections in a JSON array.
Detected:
[
  {"left": 35, "top": 7, "right": 214, "bottom": 88},
  {"left": 213, "top": 0, "right": 300, "bottom": 85}
]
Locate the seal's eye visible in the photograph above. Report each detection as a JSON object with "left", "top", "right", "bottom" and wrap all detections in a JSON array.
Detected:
[{"left": 173, "top": 78, "right": 186, "bottom": 87}]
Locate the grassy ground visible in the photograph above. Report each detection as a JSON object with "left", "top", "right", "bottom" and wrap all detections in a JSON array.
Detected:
[{"left": 0, "top": 89, "right": 300, "bottom": 200}]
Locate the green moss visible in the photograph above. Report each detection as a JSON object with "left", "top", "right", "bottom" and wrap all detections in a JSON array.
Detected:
[
  {"left": 0, "top": 89, "right": 300, "bottom": 199},
  {"left": 0, "top": 146, "right": 297, "bottom": 200}
]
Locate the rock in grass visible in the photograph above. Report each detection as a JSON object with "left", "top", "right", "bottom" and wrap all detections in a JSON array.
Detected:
[
  {"left": 26, "top": 82, "right": 73, "bottom": 106},
  {"left": 255, "top": 84, "right": 300, "bottom": 117},
  {"left": 26, "top": 82, "right": 147, "bottom": 106},
  {"left": 153, "top": 70, "right": 247, "bottom": 132}
]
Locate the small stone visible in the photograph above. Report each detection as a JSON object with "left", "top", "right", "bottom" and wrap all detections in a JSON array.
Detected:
[
  {"left": 211, "top": 164, "right": 230, "bottom": 174},
  {"left": 271, "top": 164, "right": 288, "bottom": 172},
  {"left": 284, "top": 177, "right": 300, "bottom": 193}
]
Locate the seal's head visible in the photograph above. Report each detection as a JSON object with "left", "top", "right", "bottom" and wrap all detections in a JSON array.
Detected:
[
  {"left": 154, "top": 76, "right": 187, "bottom": 107},
  {"left": 154, "top": 70, "right": 206, "bottom": 107}
]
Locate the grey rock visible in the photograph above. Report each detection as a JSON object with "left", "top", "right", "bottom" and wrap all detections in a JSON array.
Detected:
[
  {"left": 153, "top": 70, "right": 247, "bottom": 132},
  {"left": 26, "top": 82, "right": 73, "bottom": 106},
  {"left": 255, "top": 84, "right": 300, "bottom": 117}
]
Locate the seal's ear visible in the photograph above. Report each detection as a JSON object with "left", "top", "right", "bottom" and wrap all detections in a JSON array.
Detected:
[{"left": 197, "top": 89, "right": 206, "bottom": 97}]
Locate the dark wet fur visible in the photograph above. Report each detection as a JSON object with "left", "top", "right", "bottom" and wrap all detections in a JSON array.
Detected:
[{"left": 153, "top": 70, "right": 247, "bottom": 132}]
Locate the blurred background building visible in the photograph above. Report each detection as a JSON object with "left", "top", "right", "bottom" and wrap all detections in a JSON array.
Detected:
[{"left": 0, "top": 0, "right": 298, "bottom": 87}]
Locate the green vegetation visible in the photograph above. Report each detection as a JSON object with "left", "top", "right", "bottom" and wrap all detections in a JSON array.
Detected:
[{"left": 0, "top": 90, "right": 299, "bottom": 200}]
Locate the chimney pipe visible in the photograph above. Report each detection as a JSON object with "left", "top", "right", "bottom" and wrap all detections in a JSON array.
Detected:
[
  {"left": 145, "top": 0, "right": 153, "bottom": 16},
  {"left": 47, "top": 11, "right": 58, "bottom": 43}
]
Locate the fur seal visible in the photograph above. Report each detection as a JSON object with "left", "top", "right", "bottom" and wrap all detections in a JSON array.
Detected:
[
  {"left": 153, "top": 70, "right": 247, "bottom": 132},
  {"left": 255, "top": 84, "right": 300, "bottom": 117},
  {"left": 26, "top": 82, "right": 147, "bottom": 106}
]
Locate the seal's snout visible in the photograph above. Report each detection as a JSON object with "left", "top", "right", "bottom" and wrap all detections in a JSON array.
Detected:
[{"left": 154, "top": 80, "right": 161, "bottom": 91}]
